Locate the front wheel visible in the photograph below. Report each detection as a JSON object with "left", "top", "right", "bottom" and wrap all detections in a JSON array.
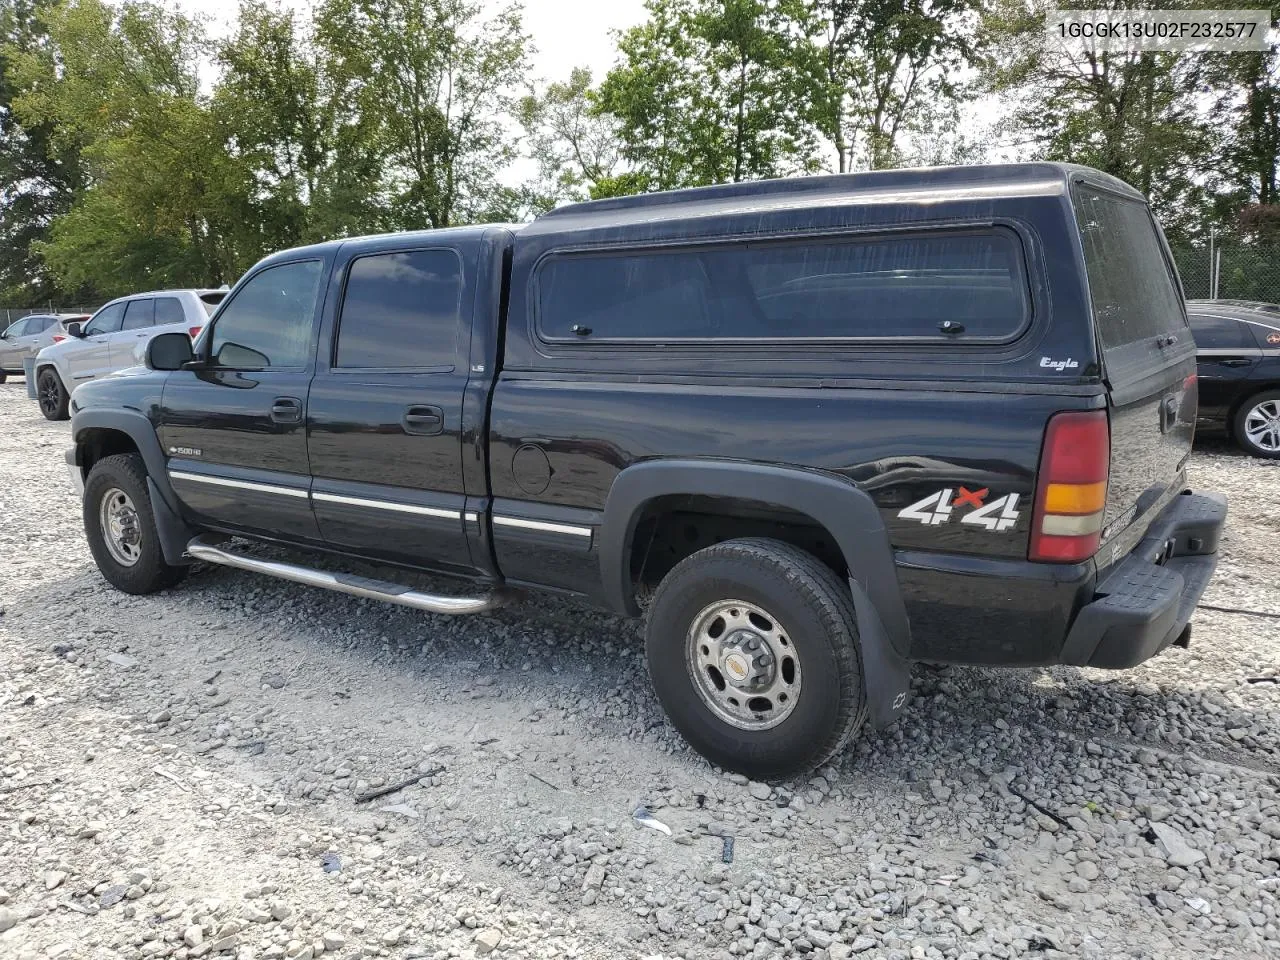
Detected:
[
  {"left": 83, "top": 453, "right": 187, "bottom": 594},
  {"left": 37, "top": 367, "right": 69, "bottom": 421},
  {"left": 645, "top": 538, "right": 866, "bottom": 779},
  {"left": 1234, "top": 390, "right": 1280, "bottom": 459}
]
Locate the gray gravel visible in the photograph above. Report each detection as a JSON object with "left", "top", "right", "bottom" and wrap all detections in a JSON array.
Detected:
[{"left": 0, "top": 383, "right": 1277, "bottom": 960}]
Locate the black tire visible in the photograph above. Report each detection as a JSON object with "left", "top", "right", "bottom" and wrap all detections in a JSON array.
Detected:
[
  {"left": 37, "top": 367, "right": 69, "bottom": 421},
  {"left": 84, "top": 453, "right": 187, "bottom": 594},
  {"left": 645, "top": 537, "right": 866, "bottom": 780},
  {"left": 1233, "top": 389, "right": 1280, "bottom": 459}
]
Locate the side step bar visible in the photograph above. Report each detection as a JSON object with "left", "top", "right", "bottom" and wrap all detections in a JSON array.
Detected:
[{"left": 185, "top": 536, "right": 509, "bottom": 615}]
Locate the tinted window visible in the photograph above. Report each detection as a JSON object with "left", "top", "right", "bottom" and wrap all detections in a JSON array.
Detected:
[
  {"left": 1073, "top": 185, "right": 1186, "bottom": 350},
  {"left": 211, "top": 260, "right": 323, "bottom": 369},
  {"left": 154, "top": 297, "right": 185, "bottom": 326},
  {"left": 84, "top": 302, "right": 126, "bottom": 335},
  {"left": 121, "top": 299, "right": 155, "bottom": 331},
  {"left": 336, "top": 250, "right": 461, "bottom": 368},
  {"left": 1189, "top": 314, "right": 1251, "bottom": 349},
  {"left": 5, "top": 319, "right": 30, "bottom": 337},
  {"left": 537, "top": 231, "right": 1029, "bottom": 342},
  {"left": 38, "top": 317, "right": 59, "bottom": 331}
]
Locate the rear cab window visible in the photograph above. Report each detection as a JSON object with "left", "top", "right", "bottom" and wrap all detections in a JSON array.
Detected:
[{"left": 536, "top": 229, "right": 1031, "bottom": 343}]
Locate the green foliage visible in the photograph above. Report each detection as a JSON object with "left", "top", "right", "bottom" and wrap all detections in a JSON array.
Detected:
[{"left": 597, "top": 0, "right": 819, "bottom": 190}]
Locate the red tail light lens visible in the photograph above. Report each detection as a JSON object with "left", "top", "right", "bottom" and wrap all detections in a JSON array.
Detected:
[
  {"left": 188, "top": 326, "right": 203, "bottom": 339},
  {"left": 52, "top": 335, "right": 66, "bottom": 343},
  {"left": 1030, "top": 410, "right": 1110, "bottom": 563}
]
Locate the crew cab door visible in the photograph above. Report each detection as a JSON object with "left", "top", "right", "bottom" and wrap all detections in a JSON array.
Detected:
[
  {"left": 159, "top": 258, "right": 326, "bottom": 542},
  {"left": 68, "top": 301, "right": 126, "bottom": 381},
  {"left": 306, "top": 243, "right": 475, "bottom": 573}
]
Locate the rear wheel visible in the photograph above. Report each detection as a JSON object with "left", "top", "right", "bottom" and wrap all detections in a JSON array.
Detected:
[
  {"left": 645, "top": 537, "right": 865, "bottom": 779},
  {"left": 84, "top": 453, "right": 187, "bottom": 594},
  {"left": 1234, "top": 390, "right": 1280, "bottom": 459},
  {"left": 37, "top": 367, "right": 68, "bottom": 421}
]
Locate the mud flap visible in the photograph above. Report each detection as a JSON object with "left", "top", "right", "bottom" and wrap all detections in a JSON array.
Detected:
[
  {"left": 148, "top": 477, "right": 197, "bottom": 567},
  {"left": 850, "top": 578, "right": 912, "bottom": 728}
]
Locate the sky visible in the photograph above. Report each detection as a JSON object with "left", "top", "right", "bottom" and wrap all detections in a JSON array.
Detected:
[{"left": 174, "top": 0, "right": 650, "bottom": 88}]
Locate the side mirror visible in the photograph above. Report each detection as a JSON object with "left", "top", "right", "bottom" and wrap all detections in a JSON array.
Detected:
[
  {"left": 64, "top": 321, "right": 83, "bottom": 338},
  {"left": 146, "top": 332, "right": 195, "bottom": 371}
]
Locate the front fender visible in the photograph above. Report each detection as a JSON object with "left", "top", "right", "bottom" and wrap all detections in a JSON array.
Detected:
[{"left": 71, "top": 409, "right": 178, "bottom": 515}]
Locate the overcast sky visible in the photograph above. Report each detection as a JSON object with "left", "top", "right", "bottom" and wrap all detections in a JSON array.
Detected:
[{"left": 175, "top": 0, "right": 649, "bottom": 87}]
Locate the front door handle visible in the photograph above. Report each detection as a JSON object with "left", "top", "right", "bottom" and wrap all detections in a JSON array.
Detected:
[
  {"left": 403, "top": 404, "right": 444, "bottom": 436},
  {"left": 270, "top": 396, "right": 302, "bottom": 423}
]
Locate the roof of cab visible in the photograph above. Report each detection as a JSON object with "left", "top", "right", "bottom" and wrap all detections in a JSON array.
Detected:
[
  {"left": 523, "top": 162, "right": 1143, "bottom": 238},
  {"left": 255, "top": 224, "right": 525, "bottom": 268}
]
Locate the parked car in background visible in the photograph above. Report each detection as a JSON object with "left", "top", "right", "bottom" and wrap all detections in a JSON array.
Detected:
[
  {"left": 1187, "top": 299, "right": 1280, "bottom": 458},
  {"left": 0, "top": 313, "right": 90, "bottom": 383},
  {"left": 34, "top": 289, "right": 225, "bottom": 420}
]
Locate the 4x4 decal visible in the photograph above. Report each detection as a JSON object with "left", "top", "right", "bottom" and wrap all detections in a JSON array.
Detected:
[{"left": 897, "top": 487, "right": 1022, "bottom": 531}]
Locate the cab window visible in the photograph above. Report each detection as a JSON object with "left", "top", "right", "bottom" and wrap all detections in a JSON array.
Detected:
[{"left": 210, "top": 260, "right": 323, "bottom": 369}]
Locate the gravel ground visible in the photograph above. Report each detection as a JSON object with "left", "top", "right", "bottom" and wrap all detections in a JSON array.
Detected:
[{"left": 1, "top": 382, "right": 1277, "bottom": 960}]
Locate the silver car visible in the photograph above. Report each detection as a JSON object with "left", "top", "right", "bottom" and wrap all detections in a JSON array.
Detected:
[
  {"left": 0, "top": 313, "right": 90, "bottom": 383},
  {"left": 34, "top": 289, "right": 226, "bottom": 420}
]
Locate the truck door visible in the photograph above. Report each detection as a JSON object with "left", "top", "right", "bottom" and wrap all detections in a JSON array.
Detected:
[
  {"left": 159, "top": 258, "right": 326, "bottom": 542},
  {"left": 306, "top": 243, "right": 475, "bottom": 573}
]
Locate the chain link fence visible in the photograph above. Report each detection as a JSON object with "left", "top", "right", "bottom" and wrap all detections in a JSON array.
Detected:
[
  {"left": 1171, "top": 243, "right": 1280, "bottom": 304},
  {"left": 0, "top": 304, "right": 100, "bottom": 334}
]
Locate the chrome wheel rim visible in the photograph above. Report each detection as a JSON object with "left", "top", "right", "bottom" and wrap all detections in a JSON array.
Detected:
[
  {"left": 99, "top": 487, "right": 142, "bottom": 566},
  {"left": 1244, "top": 400, "right": 1280, "bottom": 452},
  {"left": 685, "top": 599, "right": 801, "bottom": 730},
  {"left": 38, "top": 374, "right": 60, "bottom": 416}
]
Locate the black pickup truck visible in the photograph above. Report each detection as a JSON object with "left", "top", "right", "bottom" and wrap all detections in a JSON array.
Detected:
[{"left": 65, "top": 163, "right": 1226, "bottom": 778}]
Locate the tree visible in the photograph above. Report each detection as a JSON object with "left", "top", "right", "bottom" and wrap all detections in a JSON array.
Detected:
[
  {"left": 597, "top": 0, "right": 819, "bottom": 191},
  {"left": 0, "top": 0, "right": 86, "bottom": 302},
  {"left": 982, "top": 0, "right": 1218, "bottom": 237},
  {"left": 315, "top": 0, "right": 531, "bottom": 230},
  {"left": 8, "top": 0, "right": 248, "bottom": 294},
  {"left": 799, "top": 0, "right": 983, "bottom": 172},
  {"left": 517, "top": 67, "right": 624, "bottom": 209}
]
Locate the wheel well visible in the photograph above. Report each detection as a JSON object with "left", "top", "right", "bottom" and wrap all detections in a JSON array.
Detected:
[
  {"left": 77, "top": 428, "right": 140, "bottom": 478},
  {"left": 628, "top": 494, "right": 846, "bottom": 594}
]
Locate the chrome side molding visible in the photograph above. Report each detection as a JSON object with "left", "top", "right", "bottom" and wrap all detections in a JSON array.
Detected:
[{"left": 184, "top": 536, "right": 509, "bottom": 615}]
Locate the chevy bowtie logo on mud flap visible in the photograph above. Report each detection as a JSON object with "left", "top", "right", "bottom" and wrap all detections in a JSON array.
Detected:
[
  {"left": 897, "top": 486, "right": 1022, "bottom": 531},
  {"left": 1040, "top": 357, "right": 1080, "bottom": 371}
]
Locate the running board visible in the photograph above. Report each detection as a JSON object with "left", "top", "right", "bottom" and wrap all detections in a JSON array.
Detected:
[{"left": 185, "top": 536, "right": 508, "bottom": 615}]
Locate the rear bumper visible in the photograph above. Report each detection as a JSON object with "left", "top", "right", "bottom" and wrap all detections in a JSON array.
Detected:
[{"left": 1059, "top": 491, "right": 1226, "bottom": 669}]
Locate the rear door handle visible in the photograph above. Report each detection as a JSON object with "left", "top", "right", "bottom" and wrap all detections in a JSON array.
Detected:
[
  {"left": 270, "top": 396, "right": 302, "bottom": 423},
  {"left": 1217, "top": 358, "right": 1252, "bottom": 367},
  {"left": 403, "top": 404, "right": 444, "bottom": 436}
]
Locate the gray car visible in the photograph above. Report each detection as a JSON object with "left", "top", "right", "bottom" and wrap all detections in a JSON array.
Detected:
[{"left": 0, "top": 313, "right": 91, "bottom": 383}]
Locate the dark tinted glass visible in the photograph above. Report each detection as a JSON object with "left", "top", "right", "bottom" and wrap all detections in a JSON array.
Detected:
[
  {"left": 121, "top": 299, "right": 155, "bottom": 331},
  {"left": 1189, "top": 314, "right": 1251, "bottom": 349},
  {"left": 85, "top": 302, "right": 126, "bottom": 335},
  {"left": 154, "top": 297, "right": 185, "bottom": 325},
  {"left": 537, "top": 232, "right": 1028, "bottom": 341},
  {"left": 336, "top": 250, "right": 461, "bottom": 368},
  {"left": 1073, "top": 186, "right": 1186, "bottom": 350},
  {"left": 211, "top": 260, "right": 323, "bottom": 369}
]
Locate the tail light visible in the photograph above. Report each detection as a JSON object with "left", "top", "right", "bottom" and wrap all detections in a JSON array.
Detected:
[
  {"left": 1029, "top": 410, "right": 1110, "bottom": 563},
  {"left": 188, "top": 326, "right": 203, "bottom": 339},
  {"left": 52, "top": 335, "right": 66, "bottom": 343}
]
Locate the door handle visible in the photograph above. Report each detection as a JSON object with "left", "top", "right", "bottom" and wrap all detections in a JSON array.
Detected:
[
  {"left": 1217, "top": 358, "right": 1252, "bottom": 367},
  {"left": 270, "top": 396, "right": 302, "bottom": 423},
  {"left": 403, "top": 405, "right": 444, "bottom": 436}
]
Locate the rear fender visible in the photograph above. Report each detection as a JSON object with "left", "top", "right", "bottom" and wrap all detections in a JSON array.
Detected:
[{"left": 599, "top": 459, "right": 912, "bottom": 727}]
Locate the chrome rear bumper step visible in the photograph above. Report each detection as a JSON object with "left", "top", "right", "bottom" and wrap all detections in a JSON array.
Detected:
[{"left": 185, "top": 536, "right": 509, "bottom": 615}]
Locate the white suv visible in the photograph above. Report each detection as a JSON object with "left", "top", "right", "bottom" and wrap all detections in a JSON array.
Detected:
[{"left": 34, "top": 289, "right": 226, "bottom": 420}]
